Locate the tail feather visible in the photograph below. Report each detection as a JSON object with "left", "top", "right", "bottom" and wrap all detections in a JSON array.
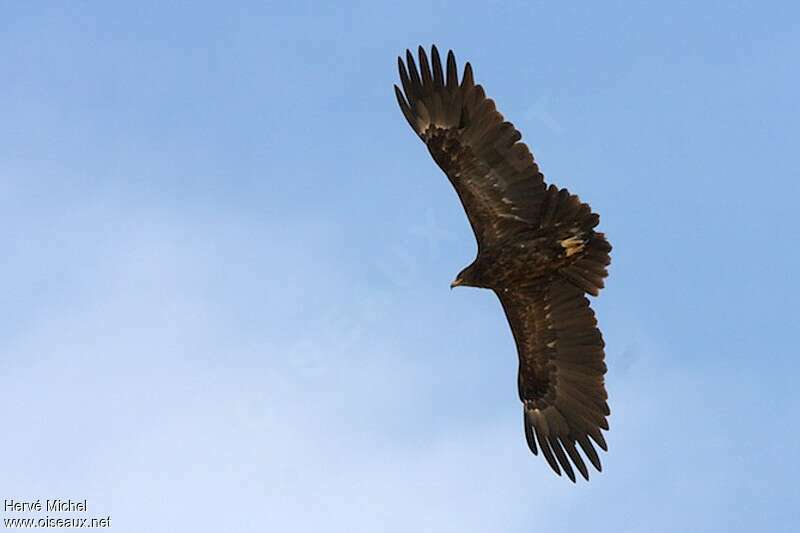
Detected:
[
  {"left": 562, "top": 232, "right": 611, "bottom": 296},
  {"left": 539, "top": 185, "right": 612, "bottom": 296}
]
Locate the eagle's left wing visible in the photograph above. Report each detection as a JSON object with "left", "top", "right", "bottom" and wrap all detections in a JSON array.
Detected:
[
  {"left": 394, "top": 46, "right": 548, "bottom": 252},
  {"left": 495, "top": 279, "right": 610, "bottom": 482}
]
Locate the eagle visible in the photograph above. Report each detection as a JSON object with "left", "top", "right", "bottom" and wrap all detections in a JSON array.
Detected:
[{"left": 394, "top": 46, "right": 612, "bottom": 482}]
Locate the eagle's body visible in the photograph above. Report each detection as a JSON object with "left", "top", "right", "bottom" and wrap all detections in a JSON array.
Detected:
[
  {"left": 458, "top": 226, "right": 601, "bottom": 290},
  {"left": 395, "top": 46, "right": 612, "bottom": 482}
]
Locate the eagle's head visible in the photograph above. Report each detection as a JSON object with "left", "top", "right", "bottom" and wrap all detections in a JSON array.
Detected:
[{"left": 450, "top": 261, "right": 484, "bottom": 289}]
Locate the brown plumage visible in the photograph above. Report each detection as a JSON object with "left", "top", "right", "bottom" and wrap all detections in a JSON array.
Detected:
[{"left": 394, "top": 46, "right": 612, "bottom": 482}]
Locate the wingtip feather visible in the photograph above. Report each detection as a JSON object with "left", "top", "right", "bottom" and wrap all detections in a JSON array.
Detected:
[
  {"left": 461, "top": 62, "right": 474, "bottom": 89},
  {"left": 446, "top": 50, "right": 458, "bottom": 89}
]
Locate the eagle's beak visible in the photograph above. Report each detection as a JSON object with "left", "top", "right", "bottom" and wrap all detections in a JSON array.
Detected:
[{"left": 450, "top": 278, "right": 463, "bottom": 289}]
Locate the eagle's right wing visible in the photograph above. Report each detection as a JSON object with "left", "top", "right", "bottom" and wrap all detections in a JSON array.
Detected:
[
  {"left": 394, "top": 46, "right": 548, "bottom": 251},
  {"left": 495, "top": 279, "right": 610, "bottom": 482}
]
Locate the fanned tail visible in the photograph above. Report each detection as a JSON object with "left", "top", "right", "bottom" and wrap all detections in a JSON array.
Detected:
[
  {"left": 561, "top": 232, "right": 611, "bottom": 296},
  {"left": 538, "top": 184, "right": 612, "bottom": 296}
]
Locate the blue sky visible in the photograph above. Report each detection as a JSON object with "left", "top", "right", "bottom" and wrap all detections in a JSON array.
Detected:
[{"left": 2, "top": 2, "right": 799, "bottom": 531}]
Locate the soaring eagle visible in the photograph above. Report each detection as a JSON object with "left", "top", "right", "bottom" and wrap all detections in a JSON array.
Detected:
[{"left": 394, "top": 46, "right": 612, "bottom": 481}]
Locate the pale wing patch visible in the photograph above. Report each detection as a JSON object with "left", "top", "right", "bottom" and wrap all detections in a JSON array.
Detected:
[{"left": 560, "top": 235, "right": 586, "bottom": 257}]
